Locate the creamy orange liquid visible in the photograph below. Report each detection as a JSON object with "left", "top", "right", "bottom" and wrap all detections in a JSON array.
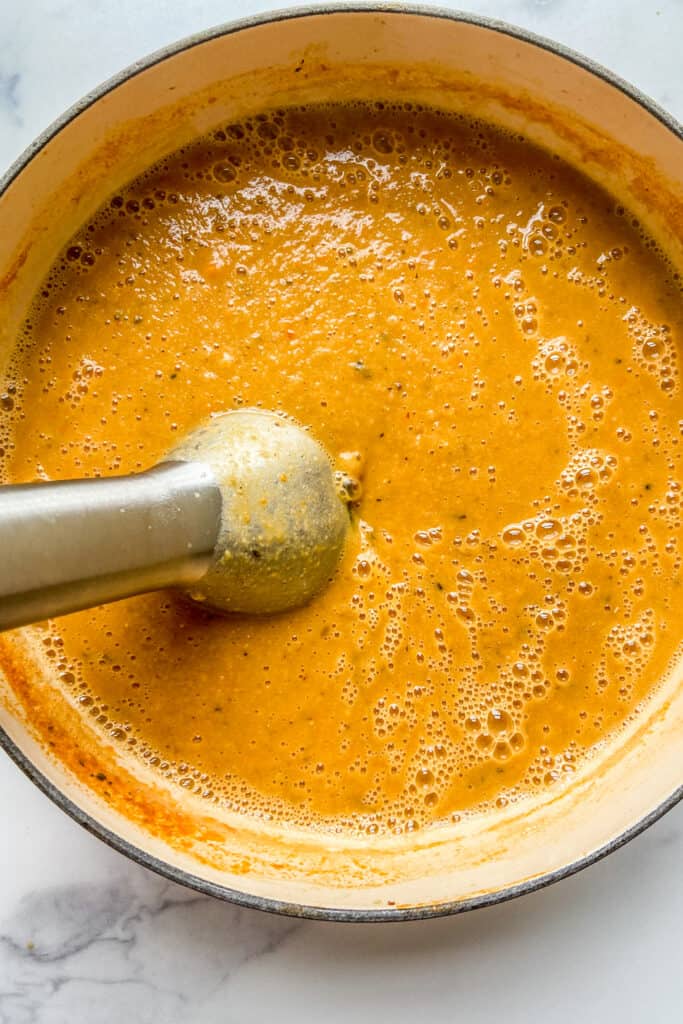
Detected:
[{"left": 3, "top": 103, "right": 682, "bottom": 835}]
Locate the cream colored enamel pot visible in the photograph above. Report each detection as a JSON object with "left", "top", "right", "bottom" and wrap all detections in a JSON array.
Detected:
[{"left": 0, "top": 4, "right": 681, "bottom": 921}]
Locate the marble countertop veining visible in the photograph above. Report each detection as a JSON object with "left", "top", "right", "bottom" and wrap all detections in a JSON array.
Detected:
[{"left": 0, "top": 1, "right": 681, "bottom": 1021}]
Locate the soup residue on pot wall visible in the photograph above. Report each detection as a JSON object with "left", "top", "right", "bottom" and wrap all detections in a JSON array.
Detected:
[{"left": 1, "top": 101, "right": 682, "bottom": 838}]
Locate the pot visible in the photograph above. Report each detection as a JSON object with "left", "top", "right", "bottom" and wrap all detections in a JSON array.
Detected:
[{"left": 0, "top": 4, "right": 681, "bottom": 922}]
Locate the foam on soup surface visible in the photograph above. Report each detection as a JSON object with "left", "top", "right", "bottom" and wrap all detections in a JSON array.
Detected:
[{"left": 3, "top": 102, "right": 682, "bottom": 835}]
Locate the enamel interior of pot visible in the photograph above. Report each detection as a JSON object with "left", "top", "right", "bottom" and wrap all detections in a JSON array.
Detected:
[{"left": 0, "top": 9, "right": 681, "bottom": 914}]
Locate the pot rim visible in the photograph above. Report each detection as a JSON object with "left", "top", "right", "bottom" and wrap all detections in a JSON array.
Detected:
[{"left": 1, "top": 2, "right": 681, "bottom": 923}]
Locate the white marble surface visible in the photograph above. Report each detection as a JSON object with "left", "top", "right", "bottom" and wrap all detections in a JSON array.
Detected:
[{"left": 0, "top": 1, "right": 681, "bottom": 1021}]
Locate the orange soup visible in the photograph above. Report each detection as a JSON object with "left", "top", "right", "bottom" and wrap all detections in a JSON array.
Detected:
[{"left": 3, "top": 102, "right": 682, "bottom": 835}]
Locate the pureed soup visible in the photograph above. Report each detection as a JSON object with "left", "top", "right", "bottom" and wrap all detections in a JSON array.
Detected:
[{"left": 2, "top": 102, "right": 682, "bottom": 837}]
